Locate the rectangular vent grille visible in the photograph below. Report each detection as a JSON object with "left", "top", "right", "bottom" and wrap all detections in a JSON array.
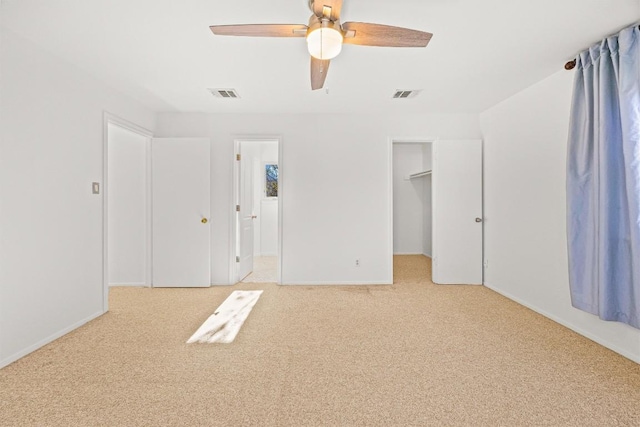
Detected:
[
  {"left": 209, "top": 88, "right": 240, "bottom": 99},
  {"left": 393, "top": 90, "right": 421, "bottom": 99}
]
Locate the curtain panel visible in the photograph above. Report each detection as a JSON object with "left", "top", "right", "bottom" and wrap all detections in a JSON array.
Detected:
[{"left": 567, "top": 25, "right": 640, "bottom": 329}]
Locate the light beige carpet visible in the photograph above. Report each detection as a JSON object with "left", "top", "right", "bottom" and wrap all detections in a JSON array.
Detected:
[{"left": 1, "top": 256, "right": 639, "bottom": 426}]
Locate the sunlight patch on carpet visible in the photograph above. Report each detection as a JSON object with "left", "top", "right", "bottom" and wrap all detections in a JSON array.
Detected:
[{"left": 187, "top": 290, "right": 263, "bottom": 344}]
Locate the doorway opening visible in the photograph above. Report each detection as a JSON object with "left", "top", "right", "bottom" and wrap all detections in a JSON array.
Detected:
[
  {"left": 103, "top": 114, "right": 153, "bottom": 311},
  {"left": 232, "top": 138, "right": 282, "bottom": 284},
  {"left": 390, "top": 138, "right": 484, "bottom": 285},
  {"left": 391, "top": 139, "right": 434, "bottom": 282}
]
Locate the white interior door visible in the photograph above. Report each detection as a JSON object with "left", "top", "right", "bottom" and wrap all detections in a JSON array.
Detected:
[
  {"left": 152, "top": 138, "right": 210, "bottom": 287},
  {"left": 238, "top": 152, "right": 254, "bottom": 281},
  {"left": 432, "top": 140, "right": 483, "bottom": 285}
]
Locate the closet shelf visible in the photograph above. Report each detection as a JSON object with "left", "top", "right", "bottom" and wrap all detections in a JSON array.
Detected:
[{"left": 409, "top": 170, "right": 432, "bottom": 179}]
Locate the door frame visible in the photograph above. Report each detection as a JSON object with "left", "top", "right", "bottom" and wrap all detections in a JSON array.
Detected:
[
  {"left": 102, "top": 112, "right": 153, "bottom": 312},
  {"left": 230, "top": 136, "right": 283, "bottom": 285},
  {"left": 388, "top": 137, "right": 438, "bottom": 283}
]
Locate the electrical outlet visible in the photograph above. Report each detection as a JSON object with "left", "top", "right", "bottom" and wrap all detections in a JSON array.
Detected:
[
  {"left": 355, "top": 259, "right": 360, "bottom": 267},
  {"left": 484, "top": 260, "right": 489, "bottom": 269}
]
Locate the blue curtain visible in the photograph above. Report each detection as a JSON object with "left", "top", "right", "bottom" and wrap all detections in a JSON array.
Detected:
[{"left": 567, "top": 25, "right": 640, "bottom": 329}]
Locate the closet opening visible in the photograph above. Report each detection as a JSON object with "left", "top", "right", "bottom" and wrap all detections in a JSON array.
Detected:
[
  {"left": 391, "top": 139, "right": 434, "bottom": 282},
  {"left": 103, "top": 114, "right": 153, "bottom": 311}
]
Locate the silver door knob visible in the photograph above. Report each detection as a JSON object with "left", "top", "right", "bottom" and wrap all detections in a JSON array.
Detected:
[{"left": 475, "top": 217, "right": 483, "bottom": 223}]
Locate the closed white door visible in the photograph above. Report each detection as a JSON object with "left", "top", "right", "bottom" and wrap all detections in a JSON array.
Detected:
[
  {"left": 238, "top": 153, "right": 254, "bottom": 281},
  {"left": 432, "top": 140, "right": 483, "bottom": 285},
  {"left": 152, "top": 138, "right": 210, "bottom": 287}
]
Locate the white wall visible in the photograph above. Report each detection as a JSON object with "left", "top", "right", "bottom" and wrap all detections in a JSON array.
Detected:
[
  {"left": 0, "top": 28, "right": 155, "bottom": 368},
  {"left": 480, "top": 70, "right": 640, "bottom": 363},
  {"left": 392, "top": 143, "right": 432, "bottom": 255},
  {"left": 260, "top": 200, "right": 278, "bottom": 256},
  {"left": 155, "top": 113, "right": 481, "bottom": 285},
  {"left": 107, "top": 124, "right": 148, "bottom": 286}
]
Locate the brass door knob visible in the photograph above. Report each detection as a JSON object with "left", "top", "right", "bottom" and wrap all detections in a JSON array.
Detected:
[{"left": 201, "top": 218, "right": 208, "bottom": 224}]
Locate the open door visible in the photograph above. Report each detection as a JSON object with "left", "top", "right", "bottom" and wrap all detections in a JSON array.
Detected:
[
  {"left": 237, "top": 152, "right": 254, "bottom": 281},
  {"left": 152, "top": 138, "right": 211, "bottom": 287},
  {"left": 432, "top": 140, "right": 483, "bottom": 285}
]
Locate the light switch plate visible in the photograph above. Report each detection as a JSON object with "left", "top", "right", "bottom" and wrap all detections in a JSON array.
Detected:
[{"left": 92, "top": 182, "right": 100, "bottom": 194}]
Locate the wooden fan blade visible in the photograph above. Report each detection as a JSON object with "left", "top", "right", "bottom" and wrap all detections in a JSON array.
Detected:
[
  {"left": 342, "top": 22, "right": 433, "bottom": 47},
  {"left": 210, "top": 24, "right": 308, "bottom": 37},
  {"left": 312, "top": 0, "right": 343, "bottom": 21},
  {"left": 310, "top": 57, "right": 330, "bottom": 90}
]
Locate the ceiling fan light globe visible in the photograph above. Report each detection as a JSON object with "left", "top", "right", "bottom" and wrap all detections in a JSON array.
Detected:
[{"left": 306, "top": 27, "right": 343, "bottom": 60}]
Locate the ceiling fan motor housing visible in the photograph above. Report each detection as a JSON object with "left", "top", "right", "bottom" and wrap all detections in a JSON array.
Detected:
[{"left": 306, "top": 15, "right": 344, "bottom": 60}]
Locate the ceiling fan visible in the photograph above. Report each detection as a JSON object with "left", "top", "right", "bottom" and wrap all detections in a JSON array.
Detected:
[{"left": 209, "top": 0, "right": 433, "bottom": 90}]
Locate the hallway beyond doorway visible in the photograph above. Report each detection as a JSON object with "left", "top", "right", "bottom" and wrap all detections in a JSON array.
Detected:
[{"left": 241, "top": 256, "right": 277, "bottom": 283}]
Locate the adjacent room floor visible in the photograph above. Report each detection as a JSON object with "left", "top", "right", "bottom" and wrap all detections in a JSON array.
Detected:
[
  {"left": 1, "top": 256, "right": 639, "bottom": 426},
  {"left": 242, "top": 256, "right": 277, "bottom": 283}
]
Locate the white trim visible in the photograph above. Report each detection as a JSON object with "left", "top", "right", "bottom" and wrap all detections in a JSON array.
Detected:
[
  {"left": 277, "top": 137, "right": 284, "bottom": 286},
  {"left": 393, "top": 252, "right": 427, "bottom": 255},
  {"left": 0, "top": 310, "right": 104, "bottom": 369},
  {"left": 388, "top": 137, "right": 438, "bottom": 285},
  {"left": 483, "top": 282, "right": 640, "bottom": 364},
  {"left": 231, "top": 136, "right": 283, "bottom": 285},
  {"left": 102, "top": 112, "right": 153, "bottom": 313},
  {"left": 280, "top": 281, "right": 392, "bottom": 286},
  {"left": 145, "top": 136, "right": 153, "bottom": 288},
  {"left": 108, "top": 282, "right": 147, "bottom": 287},
  {"left": 391, "top": 138, "right": 437, "bottom": 145},
  {"left": 387, "top": 138, "right": 394, "bottom": 284},
  {"left": 104, "top": 113, "right": 154, "bottom": 138},
  {"left": 229, "top": 140, "right": 240, "bottom": 285}
]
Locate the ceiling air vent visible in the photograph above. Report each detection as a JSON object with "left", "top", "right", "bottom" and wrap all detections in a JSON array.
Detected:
[
  {"left": 209, "top": 88, "right": 240, "bottom": 99},
  {"left": 392, "top": 90, "right": 421, "bottom": 99}
]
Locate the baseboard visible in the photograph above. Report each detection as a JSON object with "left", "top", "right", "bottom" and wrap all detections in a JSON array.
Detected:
[
  {"left": 422, "top": 253, "right": 432, "bottom": 258},
  {"left": 483, "top": 282, "right": 640, "bottom": 364},
  {"left": 0, "top": 310, "right": 105, "bottom": 369},
  {"left": 109, "top": 282, "right": 147, "bottom": 287},
  {"left": 393, "top": 252, "right": 423, "bottom": 255},
  {"left": 280, "top": 281, "right": 392, "bottom": 286}
]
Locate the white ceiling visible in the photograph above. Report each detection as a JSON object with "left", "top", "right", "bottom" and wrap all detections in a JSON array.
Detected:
[{"left": 2, "top": 0, "right": 638, "bottom": 114}]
